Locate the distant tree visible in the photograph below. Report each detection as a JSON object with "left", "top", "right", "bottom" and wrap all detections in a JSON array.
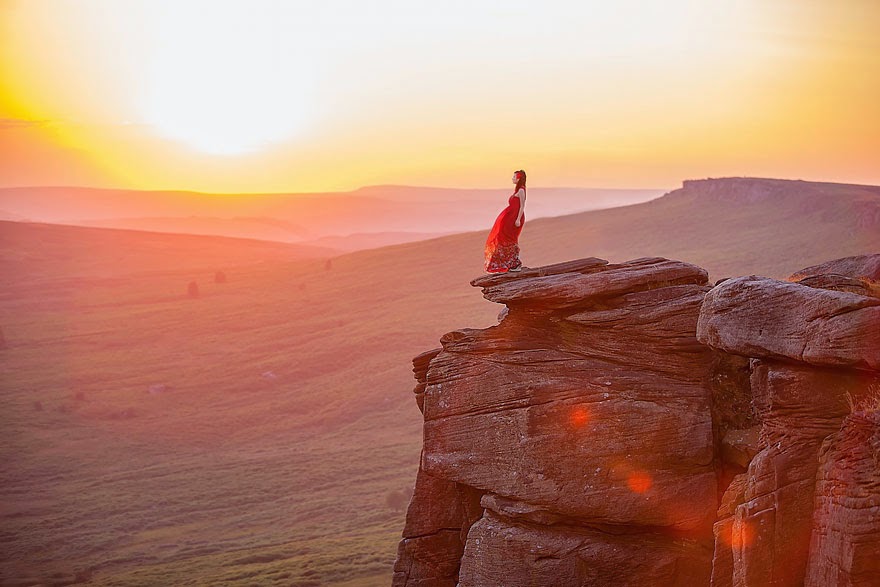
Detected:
[
  {"left": 33, "top": 400, "right": 43, "bottom": 412},
  {"left": 0, "top": 326, "right": 5, "bottom": 349},
  {"left": 74, "top": 391, "right": 85, "bottom": 401},
  {"left": 324, "top": 259, "right": 332, "bottom": 270},
  {"left": 187, "top": 281, "right": 200, "bottom": 298},
  {"left": 385, "top": 490, "right": 407, "bottom": 512},
  {"left": 214, "top": 270, "right": 227, "bottom": 284}
]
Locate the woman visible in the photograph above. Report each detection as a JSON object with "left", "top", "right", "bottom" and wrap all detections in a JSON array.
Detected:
[{"left": 484, "top": 169, "right": 527, "bottom": 273}]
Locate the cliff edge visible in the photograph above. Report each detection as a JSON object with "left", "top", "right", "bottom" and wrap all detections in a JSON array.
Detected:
[{"left": 392, "top": 254, "right": 880, "bottom": 586}]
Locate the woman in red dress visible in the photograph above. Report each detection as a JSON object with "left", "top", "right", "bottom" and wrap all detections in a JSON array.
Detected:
[{"left": 484, "top": 169, "right": 527, "bottom": 273}]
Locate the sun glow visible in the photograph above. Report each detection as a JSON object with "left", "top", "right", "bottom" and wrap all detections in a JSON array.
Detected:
[
  {"left": 2, "top": 0, "right": 878, "bottom": 190},
  {"left": 139, "top": 1, "right": 317, "bottom": 155}
]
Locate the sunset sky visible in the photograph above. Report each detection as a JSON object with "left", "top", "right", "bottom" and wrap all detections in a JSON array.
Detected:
[{"left": 1, "top": 0, "right": 878, "bottom": 193}]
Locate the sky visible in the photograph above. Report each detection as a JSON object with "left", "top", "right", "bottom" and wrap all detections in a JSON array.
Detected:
[{"left": 0, "top": 0, "right": 878, "bottom": 193}]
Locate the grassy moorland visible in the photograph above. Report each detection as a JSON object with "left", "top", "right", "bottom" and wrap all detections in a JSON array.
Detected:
[
  {"left": 0, "top": 223, "right": 494, "bottom": 587},
  {"left": 1, "top": 178, "right": 878, "bottom": 585}
]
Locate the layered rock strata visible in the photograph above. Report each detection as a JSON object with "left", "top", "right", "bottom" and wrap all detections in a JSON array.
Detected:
[
  {"left": 394, "top": 253, "right": 880, "bottom": 586},
  {"left": 697, "top": 256, "right": 880, "bottom": 586},
  {"left": 394, "top": 257, "right": 727, "bottom": 586}
]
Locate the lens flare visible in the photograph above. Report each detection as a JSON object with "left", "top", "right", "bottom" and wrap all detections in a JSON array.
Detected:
[
  {"left": 626, "top": 471, "right": 653, "bottom": 494},
  {"left": 569, "top": 407, "right": 591, "bottom": 428}
]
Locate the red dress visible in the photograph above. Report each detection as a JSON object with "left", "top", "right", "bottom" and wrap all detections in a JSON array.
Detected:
[{"left": 484, "top": 189, "right": 525, "bottom": 273}]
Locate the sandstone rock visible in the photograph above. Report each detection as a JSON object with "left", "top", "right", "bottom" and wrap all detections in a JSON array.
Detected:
[
  {"left": 458, "top": 510, "right": 713, "bottom": 587},
  {"left": 420, "top": 267, "right": 719, "bottom": 534},
  {"left": 469, "top": 257, "right": 609, "bottom": 288},
  {"left": 720, "top": 426, "right": 760, "bottom": 469},
  {"left": 794, "top": 274, "right": 880, "bottom": 299},
  {"left": 711, "top": 473, "right": 749, "bottom": 587},
  {"left": 392, "top": 465, "right": 482, "bottom": 587},
  {"left": 477, "top": 257, "right": 709, "bottom": 309},
  {"left": 789, "top": 253, "right": 880, "bottom": 283},
  {"left": 697, "top": 275, "right": 880, "bottom": 370},
  {"left": 708, "top": 351, "right": 755, "bottom": 437},
  {"left": 413, "top": 348, "right": 442, "bottom": 381},
  {"left": 412, "top": 347, "right": 441, "bottom": 414},
  {"left": 393, "top": 530, "right": 463, "bottom": 587},
  {"left": 711, "top": 360, "right": 879, "bottom": 587},
  {"left": 397, "top": 254, "right": 880, "bottom": 586},
  {"left": 805, "top": 411, "right": 880, "bottom": 586},
  {"left": 480, "top": 493, "right": 572, "bottom": 526},
  {"left": 699, "top": 257, "right": 880, "bottom": 586}
]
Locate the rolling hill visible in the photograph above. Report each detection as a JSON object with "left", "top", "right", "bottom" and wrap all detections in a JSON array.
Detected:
[
  {"left": 1, "top": 176, "right": 878, "bottom": 586},
  {"left": 0, "top": 220, "right": 336, "bottom": 288},
  {"left": 0, "top": 185, "right": 664, "bottom": 246}
]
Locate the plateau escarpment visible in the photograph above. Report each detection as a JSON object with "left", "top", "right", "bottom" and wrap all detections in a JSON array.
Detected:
[{"left": 393, "top": 254, "right": 880, "bottom": 586}]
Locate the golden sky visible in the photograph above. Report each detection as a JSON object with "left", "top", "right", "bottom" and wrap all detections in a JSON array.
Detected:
[{"left": 1, "top": 0, "right": 878, "bottom": 192}]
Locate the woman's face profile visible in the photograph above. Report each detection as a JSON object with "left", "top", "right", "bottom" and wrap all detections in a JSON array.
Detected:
[{"left": 511, "top": 173, "right": 517, "bottom": 184}]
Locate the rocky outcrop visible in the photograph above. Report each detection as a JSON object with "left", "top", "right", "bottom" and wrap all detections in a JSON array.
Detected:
[
  {"left": 697, "top": 274, "right": 880, "bottom": 370},
  {"left": 805, "top": 409, "right": 880, "bottom": 586},
  {"left": 697, "top": 255, "right": 880, "bottom": 587},
  {"left": 394, "top": 253, "right": 880, "bottom": 586},
  {"left": 394, "top": 257, "right": 731, "bottom": 586}
]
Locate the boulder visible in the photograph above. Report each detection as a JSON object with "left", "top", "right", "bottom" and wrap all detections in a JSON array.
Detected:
[
  {"left": 789, "top": 254, "right": 880, "bottom": 283},
  {"left": 697, "top": 275, "right": 880, "bottom": 370}
]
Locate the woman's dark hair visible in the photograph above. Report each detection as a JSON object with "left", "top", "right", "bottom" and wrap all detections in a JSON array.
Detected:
[{"left": 513, "top": 169, "right": 527, "bottom": 192}]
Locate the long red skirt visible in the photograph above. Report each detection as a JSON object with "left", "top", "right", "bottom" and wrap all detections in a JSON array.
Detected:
[{"left": 484, "top": 195, "right": 524, "bottom": 273}]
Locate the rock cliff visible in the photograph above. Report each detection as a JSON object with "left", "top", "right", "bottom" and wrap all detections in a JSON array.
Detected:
[{"left": 392, "top": 254, "right": 880, "bottom": 586}]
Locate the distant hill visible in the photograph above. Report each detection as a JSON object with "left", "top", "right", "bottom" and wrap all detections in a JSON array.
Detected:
[
  {"left": 0, "top": 221, "right": 336, "bottom": 287},
  {"left": 1, "top": 176, "right": 878, "bottom": 586},
  {"left": 0, "top": 209, "right": 29, "bottom": 221},
  {"left": 78, "top": 216, "right": 312, "bottom": 243},
  {"left": 0, "top": 184, "right": 664, "bottom": 246},
  {"left": 299, "top": 230, "right": 456, "bottom": 252},
  {"left": 516, "top": 176, "right": 880, "bottom": 280},
  {"left": 340, "top": 175, "right": 880, "bottom": 286}
]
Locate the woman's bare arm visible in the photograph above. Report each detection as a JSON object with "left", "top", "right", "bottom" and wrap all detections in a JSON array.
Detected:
[{"left": 515, "top": 188, "right": 526, "bottom": 226}]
